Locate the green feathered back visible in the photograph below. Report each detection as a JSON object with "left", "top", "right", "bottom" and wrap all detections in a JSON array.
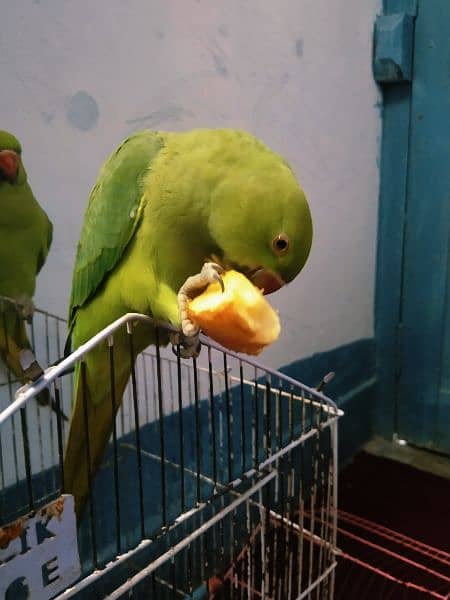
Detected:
[{"left": 68, "top": 131, "right": 165, "bottom": 325}]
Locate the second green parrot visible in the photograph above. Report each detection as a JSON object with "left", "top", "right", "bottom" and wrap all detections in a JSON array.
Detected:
[
  {"left": 64, "top": 128, "right": 313, "bottom": 517},
  {"left": 0, "top": 130, "right": 55, "bottom": 412}
]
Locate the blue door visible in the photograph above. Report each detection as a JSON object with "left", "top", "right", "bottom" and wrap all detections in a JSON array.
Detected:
[
  {"left": 398, "top": 0, "right": 450, "bottom": 453},
  {"left": 376, "top": 0, "right": 450, "bottom": 453}
]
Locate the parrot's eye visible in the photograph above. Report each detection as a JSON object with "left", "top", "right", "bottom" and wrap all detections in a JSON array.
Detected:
[{"left": 272, "top": 233, "right": 290, "bottom": 255}]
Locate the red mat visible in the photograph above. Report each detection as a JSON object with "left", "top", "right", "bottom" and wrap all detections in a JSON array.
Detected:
[{"left": 336, "top": 452, "right": 450, "bottom": 599}]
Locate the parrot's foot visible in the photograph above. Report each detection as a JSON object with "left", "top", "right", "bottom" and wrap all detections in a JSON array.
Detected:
[
  {"left": 16, "top": 295, "right": 35, "bottom": 323},
  {"left": 173, "top": 262, "right": 225, "bottom": 359},
  {"left": 18, "top": 350, "right": 68, "bottom": 420},
  {"left": 0, "top": 295, "right": 35, "bottom": 322},
  {"left": 170, "top": 331, "right": 202, "bottom": 359},
  {"left": 19, "top": 349, "right": 44, "bottom": 381},
  {"left": 178, "top": 262, "right": 225, "bottom": 337}
]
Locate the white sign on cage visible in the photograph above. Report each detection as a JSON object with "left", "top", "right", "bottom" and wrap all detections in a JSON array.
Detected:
[{"left": 0, "top": 495, "right": 81, "bottom": 600}]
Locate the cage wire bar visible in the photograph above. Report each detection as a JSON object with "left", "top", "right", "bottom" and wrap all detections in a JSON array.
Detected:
[{"left": 0, "top": 306, "right": 342, "bottom": 599}]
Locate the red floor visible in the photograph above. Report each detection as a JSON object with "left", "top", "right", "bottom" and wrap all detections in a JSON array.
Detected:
[{"left": 335, "top": 452, "right": 450, "bottom": 599}]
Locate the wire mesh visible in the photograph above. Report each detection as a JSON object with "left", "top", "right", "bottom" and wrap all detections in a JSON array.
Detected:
[
  {"left": 0, "top": 298, "right": 69, "bottom": 491},
  {"left": 0, "top": 307, "right": 342, "bottom": 599}
]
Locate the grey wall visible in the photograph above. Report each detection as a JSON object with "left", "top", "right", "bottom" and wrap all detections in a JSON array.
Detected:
[{"left": 1, "top": 0, "right": 381, "bottom": 369}]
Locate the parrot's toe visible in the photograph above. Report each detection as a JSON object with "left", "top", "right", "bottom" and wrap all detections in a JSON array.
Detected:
[
  {"left": 176, "top": 261, "right": 225, "bottom": 356},
  {"left": 16, "top": 295, "right": 35, "bottom": 323},
  {"left": 200, "top": 262, "right": 225, "bottom": 292},
  {"left": 181, "top": 319, "right": 199, "bottom": 337},
  {"left": 171, "top": 334, "right": 201, "bottom": 359},
  {"left": 169, "top": 331, "right": 181, "bottom": 346},
  {"left": 178, "top": 262, "right": 225, "bottom": 305},
  {"left": 19, "top": 349, "right": 44, "bottom": 381}
]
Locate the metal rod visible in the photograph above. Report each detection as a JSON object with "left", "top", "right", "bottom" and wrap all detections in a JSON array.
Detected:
[
  {"left": 44, "top": 313, "right": 57, "bottom": 467},
  {"left": 278, "top": 461, "right": 288, "bottom": 599},
  {"left": 337, "top": 509, "right": 450, "bottom": 563},
  {"left": 277, "top": 385, "right": 283, "bottom": 450},
  {"left": 246, "top": 499, "right": 253, "bottom": 600},
  {"left": 54, "top": 381, "right": 65, "bottom": 493},
  {"left": 3, "top": 313, "right": 339, "bottom": 424},
  {"left": 253, "top": 367, "right": 259, "bottom": 468},
  {"left": 187, "top": 541, "right": 193, "bottom": 595},
  {"left": 286, "top": 465, "right": 295, "bottom": 599},
  {"left": 296, "top": 478, "right": 305, "bottom": 595},
  {"left": 155, "top": 327, "right": 167, "bottom": 527},
  {"left": 170, "top": 556, "right": 177, "bottom": 600},
  {"left": 289, "top": 388, "right": 294, "bottom": 443},
  {"left": 307, "top": 436, "right": 318, "bottom": 592},
  {"left": 193, "top": 356, "right": 202, "bottom": 503},
  {"left": 141, "top": 352, "right": 150, "bottom": 425},
  {"left": 218, "top": 513, "right": 225, "bottom": 595},
  {"left": 223, "top": 353, "right": 233, "bottom": 481},
  {"left": 264, "top": 380, "right": 271, "bottom": 460},
  {"left": 20, "top": 407, "right": 34, "bottom": 511},
  {"left": 105, "top": 471, "right": 277, "bottom": 600},
  {"left": 7, "top": 373, "right": 20, "bottom": 487},
  {"left": 108, "top": 335, "right": 121, "bottom": 554},
  {"left": 315, "top": 416, "right": 326, "bottom": 600},
  {"left": 208, "top": 347, "right": 217, "bottom": 487},
  {"left": 259, "top": 488, "right": 267, "bottom": 599},
  {"left": 296, "top": 562, "right": 338, "bottom": 600},
  {"left": 80, "top": 360, "right": 98, "bottom": 568},
  {"left": 239, "top": 362, "right": 246, "bottom": 474},
  {"left": 176, "top": 347, "right": 186, "bottom": 512},
  {"left": 127, "top": 322, "right": 145, "bottom": 538},
  {"left": 329, "top": 419, "right": 339, "bottom": 598},
  {"left": 323, "top": 440, "right": 334, "bottom": 593},
  {"left": 44, "top": 313, "right": 50, "bottom": 369}
]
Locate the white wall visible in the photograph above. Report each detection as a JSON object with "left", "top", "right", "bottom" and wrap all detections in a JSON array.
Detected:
[{"left": 1, "top": 0, "right": 381, "bottom": 370}]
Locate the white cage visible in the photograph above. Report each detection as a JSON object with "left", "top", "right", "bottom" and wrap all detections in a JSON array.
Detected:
[{"left": 0, "top": 306, "right": 342, "bottom": 599}]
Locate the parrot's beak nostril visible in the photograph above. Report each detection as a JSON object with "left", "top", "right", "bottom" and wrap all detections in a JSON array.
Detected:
[{"left": 248, "top": 268, "right": 285, "bottom": 295}]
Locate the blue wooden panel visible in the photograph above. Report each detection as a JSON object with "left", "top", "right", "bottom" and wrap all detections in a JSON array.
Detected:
[
  {"left": 397, "top": 0, "right": 450, "bottom": 451},
  {"left": 375, "top": 83, "right": 412, "bottom": 439},
  {"left": 436, "top": 246, "right": 450, "bottom": 446},
  {"left": 374, "top": 13, "right": 415, "bottom": 83},
  {"left": 375, "top": 0, "right": 417, "bottom": 439}
]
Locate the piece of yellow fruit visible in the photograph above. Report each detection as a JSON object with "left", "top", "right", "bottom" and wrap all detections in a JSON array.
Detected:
[{"left": 187, "top": 270, "right": 281, "bottom": 355}]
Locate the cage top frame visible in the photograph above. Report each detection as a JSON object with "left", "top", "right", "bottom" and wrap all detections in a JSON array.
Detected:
[{"left": 0, "top": 312, "right": 342, "bottom": 426}]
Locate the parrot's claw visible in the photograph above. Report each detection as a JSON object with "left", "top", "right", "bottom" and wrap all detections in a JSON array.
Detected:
[
  {"left": 205, "top": 262, "right": 225, "bottom": 293},
  {"left": 169, "top": 331, "right": 181, "bottom": 346},
  {"left": 19, "top": 349, "right": 44, "bottom": 381},
  {"left": 170, "top": 331, "right": 201, "bottom": 359},
  {"left": 177, "top": 262, "right": 225, "bottom": 342}
]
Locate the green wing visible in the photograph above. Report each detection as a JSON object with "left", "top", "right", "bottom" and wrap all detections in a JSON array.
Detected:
[{"left": 68, "top": 130, "right": 165, "bottom": 325}]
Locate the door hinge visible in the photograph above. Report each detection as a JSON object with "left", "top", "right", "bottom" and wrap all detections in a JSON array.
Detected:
[{"left": 373, "top": 12, "right": 416, "bottom": 84}]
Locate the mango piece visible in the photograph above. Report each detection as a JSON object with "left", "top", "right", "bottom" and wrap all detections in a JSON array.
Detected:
[{"left": 187, "top": 270, "right": 280, "bottom": 355}]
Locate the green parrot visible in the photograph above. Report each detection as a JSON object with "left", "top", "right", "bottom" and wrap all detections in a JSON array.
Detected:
[
  {"left": 64, "top": 128, "right": 313, "bottom": 518},
  {"left": 0, "top": 130, "right": 57, "bottom": 413}
]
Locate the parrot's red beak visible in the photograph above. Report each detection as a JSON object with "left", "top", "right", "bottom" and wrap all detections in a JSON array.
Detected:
[
  {"left": 0, "top": 149, "right": 20, "bottom": 183},
  {"left": 249, "top": 268, "right": 285, "bottom": 295}
]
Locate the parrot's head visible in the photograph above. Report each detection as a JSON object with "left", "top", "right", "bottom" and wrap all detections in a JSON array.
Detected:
[
  {"left": 0, "top": 130, "right": 26, "bottom": 186},
  {"left": 208, "top": 135, "right": 313, "bottom": 295}
]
